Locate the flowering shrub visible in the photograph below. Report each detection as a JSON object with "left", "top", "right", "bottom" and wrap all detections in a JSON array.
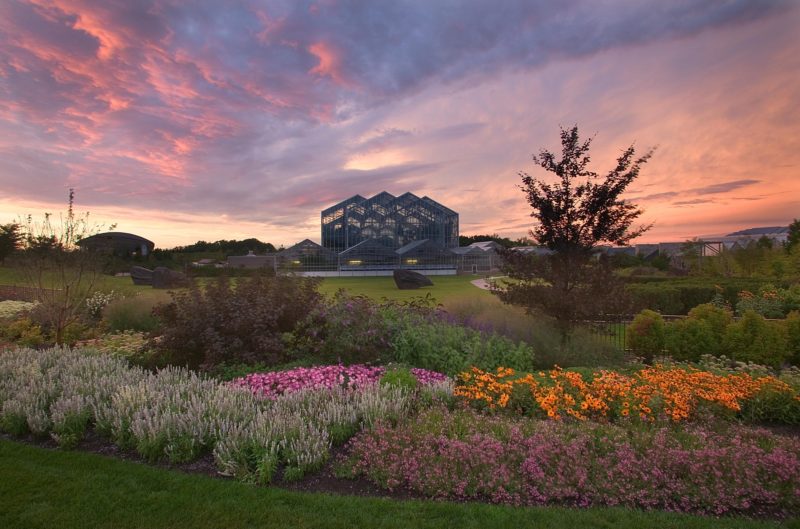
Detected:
[
  {"left": 233, "top": 364, "right": 449, "bottom": 399},
  {"left": 0, "top": 300, "right": 38, "bottom": 319},
  {"left": 455, "top": 365, "right": 800, "bottom": 423},
  {"left": 339, "top": 407, "right": 800, "bottom": 516},
  {"left": 85, "top": 290, "right": 115, "bottom": 319}
]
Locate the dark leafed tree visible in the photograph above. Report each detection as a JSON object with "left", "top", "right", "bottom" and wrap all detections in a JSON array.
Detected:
[
  {"left": 0, "top": 223, "right": 22, "bottom": 264},
  {"left": 494, "top": 126, "right": 654, "bottom": 337}
]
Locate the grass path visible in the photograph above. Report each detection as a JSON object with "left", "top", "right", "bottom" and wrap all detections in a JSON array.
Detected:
[{"left": 0, "top": 439, "right": 794, "bottom": 529}]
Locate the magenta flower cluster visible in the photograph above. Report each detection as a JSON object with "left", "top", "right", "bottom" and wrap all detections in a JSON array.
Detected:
[
  {"left": 233, "top": 365, "right": 448, "bottom": 399},
  {"left": 340, "top": 407, "right": 800, "bottom": 517}
]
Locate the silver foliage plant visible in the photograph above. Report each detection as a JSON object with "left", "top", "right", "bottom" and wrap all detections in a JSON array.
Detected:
[{"left": 0, "top": 346, "right": 453, "bottom": 483}]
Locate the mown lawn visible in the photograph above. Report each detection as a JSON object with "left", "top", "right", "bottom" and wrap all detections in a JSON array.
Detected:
[
  {"left": 0, "top": 439, "right": 795, "bottom": 529},
  {"left": 317, "top": 275, "right": 491, "bottom": 304}
]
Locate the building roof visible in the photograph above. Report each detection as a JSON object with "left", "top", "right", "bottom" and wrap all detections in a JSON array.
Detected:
[{"left": 76, "top": 231, "right": 155, "bottom": 251}]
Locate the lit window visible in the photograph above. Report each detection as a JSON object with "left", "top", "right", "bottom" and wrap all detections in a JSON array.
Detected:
[
  {"left": 405, "top": 258, "right": 418, "bottom": 264},
  {"left": 291, "top": 260, "right": 301, "bottom": 265},
  {"left": 348, "top": 259, "right": 362, "bottom": 265}
]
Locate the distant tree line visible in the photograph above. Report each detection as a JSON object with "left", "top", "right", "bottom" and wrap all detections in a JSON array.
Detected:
[
  {"left": 459, "top": 234, "right": 530, "bottom": 249},
  {"left": 153, "top": 238, "right": 276, "bottom": 259}
]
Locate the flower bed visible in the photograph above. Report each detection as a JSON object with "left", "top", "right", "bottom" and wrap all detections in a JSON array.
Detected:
[
  {"left": 233, "top": 365, "right": 449, "bottom": 399},
  {"left": 455, "top": 365, "right": 800, "bottom": 422},
  {"left": 0, "top": 347, "right": 452, "bottom": 483},
  {"left": 339, "top": 407, "right": 800, "bottom": 516}
]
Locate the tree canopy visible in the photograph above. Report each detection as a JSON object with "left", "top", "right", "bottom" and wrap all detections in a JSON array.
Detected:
[
  {"left": 495, "top": 126, "right": 654, "bottom": 334},
  {"left": 521, "top": 125, "right": 653, "bottom": 253}
]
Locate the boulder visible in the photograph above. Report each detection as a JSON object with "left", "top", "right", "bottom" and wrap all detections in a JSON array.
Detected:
[
  {"left": 130, "top": 266, "right": 153, "bottom": 286},
  {"left": 151, "top": 267, "right": 189, "bottom": 289},
  {"left": 393, "top": 269, "right": 433, "bottom": 290}
]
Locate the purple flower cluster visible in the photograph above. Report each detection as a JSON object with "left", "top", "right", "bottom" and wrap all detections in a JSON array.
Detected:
[
  {"left": 233, "top": 365, "right": 448, "bottom": 399},
  {"left": 409, "top": 368, "right": 449, "bottom": 385},
  {"left": 341, "top": 407, "right": 800, "bottom": 517}
]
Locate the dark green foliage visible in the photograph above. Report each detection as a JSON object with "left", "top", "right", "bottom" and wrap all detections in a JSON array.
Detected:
[
  {"left": 0, "top": 223, "right": 21, "bottom": 264},
  {"left": 102, "top": 296, "right": 159, "bottom": 333},
  {"left": 665, "top": 319, "right": 717, "bottom": 362},
  {"left": 498, "top": 126, "right": 652, "bottom": 333},
  {"left": 156, "top": 238, "right": 276, "bottom": 256},
  {"left": 785, "top": 311, "right": 800, "bottom": 365},
  {"left": 152, "top": 274, "right": 322, "bottom": 370},
  {"left": 390, "top": 320, "right": 535, "bottom": 375},
  {"left": 627, "top": 284, "right": 684, "bottom": 314},
  {"left": 626, "top": 278, "right": 781, "bottom": 315},
  {"left": 291, "top": 292, "right": 394, "bottom": 365},
  {"left": 786, "top": 218, "right": 800, "bottom": 253},
  {"left": 628, "top": 310, "right": 665, "bottom": 362},
  {"left": 722, "top": 311, "right": 788, "bottom": 367}
]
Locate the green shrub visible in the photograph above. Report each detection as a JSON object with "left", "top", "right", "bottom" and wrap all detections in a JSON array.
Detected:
[
  {"left": 390, "top": 321, "right": 534, "bottom": 376},
  {"left": 627, "top": 284, "right": 683, "bottom": 314},
  {"left": 380, "top": 367, "right": 418, "bottom": 391},
  {"left": 628, "top": 310, "right": 665, "bottom": 362},
  {"left": 665, "top": 318, "right": 717, "bottom": 362},
  {"left": 290, "top": 292, "right": 393, "bottom": 365},
  {"left": 722, "top": 310, "right": 788, "bottom": 367},
  {"left": 686, "top": 303, "right": 732, "bottom": 341},
  {"left": 103, "top": 296, "right": 159, "bottom": 332},
  {"left": 152, "top": 274, "right": 322, "bottom": 370},
  {"left": 1, "top": 317, "right": 45, "bottom": 347},
  {"left": 785, "top": 310, "right": 800, "bottom": 365}
]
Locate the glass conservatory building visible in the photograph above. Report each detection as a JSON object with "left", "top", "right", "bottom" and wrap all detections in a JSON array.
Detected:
[
  {"left": 320, "top": 192, "right": 459, "bottom": 271},
  {"left": 321, "top": 192, "right": 459, "bottom": 251}
]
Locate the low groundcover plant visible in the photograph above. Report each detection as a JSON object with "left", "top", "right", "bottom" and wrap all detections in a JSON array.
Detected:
[{"left": 339, "top": 406, "right": 800, "bottom": 517}]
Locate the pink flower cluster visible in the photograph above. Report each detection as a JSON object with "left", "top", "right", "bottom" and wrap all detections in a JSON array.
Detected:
[
  {"left": 341, "top": 407, "right": 800, "bottom": 517},
  {"left": 233, "top": 365, "right": 448, "bottom": 399}
]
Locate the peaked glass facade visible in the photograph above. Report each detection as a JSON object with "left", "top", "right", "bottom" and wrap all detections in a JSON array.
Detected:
[{"left": 321, "top": 192, "right": 459, "bottom": 253}]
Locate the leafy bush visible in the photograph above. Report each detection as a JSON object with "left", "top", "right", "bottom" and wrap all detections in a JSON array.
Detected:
[
  {"left": 380, "top": 367, "right": 418, "bottom": 391},
  {"left": 664, "top": 304, "right": 732, "bottom": 361},
  {"left": 627, "top": 284, "right": 684, "bottom": 314},
  {"left": 390, "top": 321, "right": 534, "bottom": 375},
  {"left": 152, "top": 274, "right": 321, "bottom": 370},
  {"left": 665, "top": 318, "right": 717, "bottom": 362},
  {"left": 722, "top": 311, "right": 788, "bottom": 367},
  {"left": 290, "top": 292, "right": 393, "bottom": 365},
  {"left": 786, "top": 311, "right": 800, "bottom": 366},
  {"left": 1, "top": 317, "right": 45, "bottom": 347},
  {"left": 102, "top": 295, "right": 159, "bottom": 332},
  {"left": 736, "top": 284, "right": 800, "bottom": 318},
  {"left": 628, "top": 310, "right": 665, "bottom": 362}
]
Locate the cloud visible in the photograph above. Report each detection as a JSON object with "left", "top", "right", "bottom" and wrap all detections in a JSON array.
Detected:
[
  {"left": 0, "top": 0, "right": 797, "bottom": 246},
  {"left": 688, "top": 179, "right": 760, "bottom": 195}
]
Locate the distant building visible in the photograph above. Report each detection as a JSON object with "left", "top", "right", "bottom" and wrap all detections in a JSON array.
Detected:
[
  {"left": 321, "top": 191, "right": 459, "bottom": 252},
  {"left": 76, "top": 232, "right": 154, "bottom": 256},
  {"left": 227, "top": 251, "right": 276, "bottom": 270}
]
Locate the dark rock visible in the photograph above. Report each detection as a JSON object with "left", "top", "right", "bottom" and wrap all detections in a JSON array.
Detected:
[
  {"left": 130, "top": 266, "right": 153, "bottom": 286},
  {"left": 151, "top": 267, "right": 189, "bottom": 289},
  {"left": 393, "top": 269, "right": 433, "bottom": 290}
]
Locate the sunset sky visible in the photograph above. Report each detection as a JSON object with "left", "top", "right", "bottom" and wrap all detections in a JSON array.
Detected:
[{"left": 1, "top": 0, "right": 798, "bottom": 249}]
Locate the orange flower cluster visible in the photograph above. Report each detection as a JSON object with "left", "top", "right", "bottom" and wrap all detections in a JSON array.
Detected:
[{"left": 454, "top": 365, "right": 798, "bottom": 422}]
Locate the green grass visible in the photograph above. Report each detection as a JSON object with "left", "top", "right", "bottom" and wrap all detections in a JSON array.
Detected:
[
  {"left": 317, "top": 275, "right": 491, "bottom": 304},
  {"left": 1, "top": 439, "right": 793, "bottom": 529},
  {"left": 0, "top": 266, "right": 156, "bottom": 297}
]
